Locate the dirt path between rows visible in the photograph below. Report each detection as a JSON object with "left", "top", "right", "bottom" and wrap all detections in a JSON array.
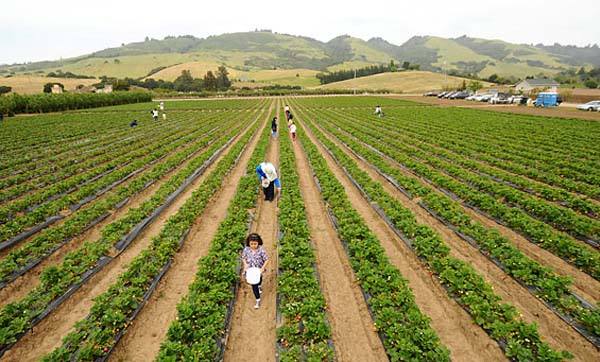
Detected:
[
  {"left": 223, "top": 108, "right": 279, "bottom": 362},
  {"left": 307, "top": 120, "right": 599, "bottom": 361},
  {"left": 107, "top": 105, "right": 272, "bottom": 361},
  {"left": 1, "top": 119, "right": 260, "bottom": 362},
  {"left": 298, "top": 119, "right": 506, "bottom": 361},
  {"left": 0, "top": 130, "right": 223, "bottom": 308},
  {"left": 292, "top": 129, "right": 388, "bottom": 361}
]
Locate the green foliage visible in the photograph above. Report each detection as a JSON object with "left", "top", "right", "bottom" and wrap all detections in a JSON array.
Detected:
[
  {"left": 316, "top": 64, "right": 393, "bottom": 85},
  {"left": 584, "top": 79, "right": 598, "bottom": 89},
  {"left": 0, "top": 86, "right": 11, "bottom": 95},
  {"left": 467, "top": 80, "right": 483, "bottom": 92},
  {"left": 203, "top": 70, "right": 217, "bottom": 91},
  {"left": 0, "top": 92, "right": 151, "bottom": 115}
]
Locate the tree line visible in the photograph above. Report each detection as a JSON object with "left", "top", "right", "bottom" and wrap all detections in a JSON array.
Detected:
[
  {"left": 97, "top": 66, "right": 232, "bottom": 92},
  {"left": 316, "top": 61, "right": 420, "bottom": 85}
]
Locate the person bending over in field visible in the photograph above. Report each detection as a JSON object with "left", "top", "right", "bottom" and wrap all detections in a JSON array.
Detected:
[
  {"left": 271, "top": 116, "right": 278, "bottom": 138},
  {"left": 151, "top": 108, "right": 159, "bottom": 121},
  {"left": 256, "top": 162, "right": 281, "bottom": 201},
  {"left": 374, "top": 105, "right": 383, "bottom": 118},
  {"left": 242, "top": 233, "right": 269, "bottom": 309},
  {"left": 129, "top": 119, "right": 138, "bottom": 127}
]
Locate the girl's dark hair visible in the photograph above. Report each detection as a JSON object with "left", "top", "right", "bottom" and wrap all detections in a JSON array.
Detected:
[{"left": 245, "top": 233, "right": 263, "bottom": 246}]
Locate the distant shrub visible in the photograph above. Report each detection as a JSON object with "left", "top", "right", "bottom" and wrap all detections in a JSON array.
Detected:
[{"left": 584, "top": 79, "right": 598, "bottom": 89}]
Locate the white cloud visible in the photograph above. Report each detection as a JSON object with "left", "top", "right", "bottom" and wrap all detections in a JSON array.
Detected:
[{"left": 1, "top": 0, "right": 598, "bottom": 64}]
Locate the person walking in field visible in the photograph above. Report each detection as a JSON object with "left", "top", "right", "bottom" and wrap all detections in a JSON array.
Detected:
[
  {"left": 242, "top": 233, "right": 269, "bottom": 309},
  {"left": 162, "top": 113, "right": 167, "bottom": 121},
  {"left": 159, "top": 101, "right": 164, "bottom": 111},
  {"left": 256, "top": 162, "right": 281, "bottom": 201},
  {"left": 284, "top": 104, "right": 290, "bottom": 113},
  {"left": 271, "top": 116, "right": 278, "bottom": 138},
  {"left": 289, "top": 121, "right": 297, "bottom": 141},
  {"left": 151, "top": 108, "right": 159, "bottom": 121},
  {"left": 374, "top": 105, "right": 383, "bottom": 118}
]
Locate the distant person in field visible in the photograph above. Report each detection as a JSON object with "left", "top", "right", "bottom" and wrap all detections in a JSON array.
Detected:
[
  {"left": 374, "top": 105, "right": 383, "bottom": 118},
  {"left": 242, "top": 233, "right": 269, "bottom": 309},
  {"left": 287, "top": 117, "right": 293, "bottom": 129},
  {"left": 256, "top": 162, "right": 281, "bottom": 202},
  {"left": 159, "top": 101, "right": 164, "bottom": 111},
  {"left": 284, "top": 104, "right": 290, "bottom": 113},
  {"left": 129, "top": 119, "right": 138, "bottom": 127},
  {"left": 271, "top": 116, "right": 278, "bottom": 138},
  {"left": 285, "top": 110, "right": 293, "bottom": 122},
  {"left": 151, "top": 109, "right": 159, "bottom": 121},
  {"left": 162, "top": 113, "right": 167, "bottom": 121},
  {"left": 289, "top": 121, "right": 297, "bottom": 141}
]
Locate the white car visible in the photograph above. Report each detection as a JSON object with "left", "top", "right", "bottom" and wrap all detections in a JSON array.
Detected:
[{"left": 576, "top": 100, "right": 600, "bottom": 111}]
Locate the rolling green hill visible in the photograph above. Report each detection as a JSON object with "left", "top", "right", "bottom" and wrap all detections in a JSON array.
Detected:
[{"left": 1, "top": 31, "right": 599, "bottom": 89}]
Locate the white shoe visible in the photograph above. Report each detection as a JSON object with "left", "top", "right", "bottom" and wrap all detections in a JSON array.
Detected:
[{"left": 254, "top": 299, "right": 260, "bottom": 309}]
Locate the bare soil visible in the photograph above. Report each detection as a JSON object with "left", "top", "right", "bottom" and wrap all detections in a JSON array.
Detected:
[
  {"left": 223, "top": 117, "right": 280, "bottom": 362},
  {"left": 292, "top": 129, "right": 388, "bottom": 361},
  {"left": 107, "top": 107, "right": 271, "bottom": 362},
  {"left": 1, "top": 119, "right": 259, "bottom": 362},
  {"left": 299, "top": 119, "right": 506, "bottom": 361},
  {"left": 308, "top": 120, "right": 599, "bottom": 360}
]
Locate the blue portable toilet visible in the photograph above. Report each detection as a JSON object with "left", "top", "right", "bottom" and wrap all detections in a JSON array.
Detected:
[{"left": 534, "top": 92, "right": 559, "bottom": 107}]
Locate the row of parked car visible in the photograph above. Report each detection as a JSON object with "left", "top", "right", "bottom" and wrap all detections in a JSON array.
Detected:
[{"left": 424, "top": 90, "right": 529, "bottom": 105}]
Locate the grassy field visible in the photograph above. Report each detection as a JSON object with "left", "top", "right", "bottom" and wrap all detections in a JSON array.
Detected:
[
  {"left": 0, "top": 75, "right": 98, "bottom": 94},
  {"left": 318, "top": 70, "right": 490, "bottom": 93}
]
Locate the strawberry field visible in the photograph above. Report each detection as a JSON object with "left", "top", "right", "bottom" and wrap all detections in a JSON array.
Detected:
[{"left": 0, "top": 96, "right": 598, "bottom": 361}]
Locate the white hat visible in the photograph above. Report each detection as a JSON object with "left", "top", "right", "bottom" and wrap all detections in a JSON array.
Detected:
[
  {"left": 262, "top": 163, "right": 277, "bottom": 182},
  {"left": 246, "top": 267, "right": 261, "bottom": 284},
  {"left": 261, "top": 178, "right": 270, "bottom": 188}
]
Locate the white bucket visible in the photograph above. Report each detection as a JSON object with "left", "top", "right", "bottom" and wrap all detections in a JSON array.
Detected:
[{"left": 246, "top": 267, "right": 261, "bottom": 285}]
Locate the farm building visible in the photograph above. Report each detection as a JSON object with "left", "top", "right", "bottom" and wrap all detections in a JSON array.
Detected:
[{"left": 515, "top": 78, "right": 559, "bottom": 92}]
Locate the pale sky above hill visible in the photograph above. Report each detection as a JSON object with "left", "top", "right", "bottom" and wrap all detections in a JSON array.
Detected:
[{"left": 1, "top": 0, "right": 598, "bottom": 64}]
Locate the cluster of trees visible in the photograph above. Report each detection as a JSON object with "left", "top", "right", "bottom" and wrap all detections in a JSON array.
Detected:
[
  {"left": 43, "top": 83, "right": 64, "bottom": 93},
  {"left": 316, "top": 61, "right": 419, "bottom": 85},
  {"left": 46, "top": 70, "right": 95, "bottom": 79},
  {"left": 94, "top": 66, "right": 232, "bottom": 92},
  {"left": 555, "top": 67, "right": 600, "bottom": 88}
]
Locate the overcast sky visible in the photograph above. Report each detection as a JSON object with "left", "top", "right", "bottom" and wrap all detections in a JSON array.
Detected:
[{"left": 1, "top": 0, "right": 599, "bottom": 65}]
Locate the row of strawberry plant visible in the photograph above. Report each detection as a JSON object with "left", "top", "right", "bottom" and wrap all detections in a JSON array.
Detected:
[
  {"left": 0, "top": 114, "right": 243, "bottom": 286},
  {"left": 326, "top": 107, "right": 600, "bottom": 219},
  {"left": 297, "top": 113, "right": 571, "bottom": 361},
  {"left": 293, "top": 109, "right": 451, "bottom": 361},
  {"left": 0, "top": 109, "right": 166, "bottom": 178},
  {"left": 0, "top": 113, "right": 228, "bottom": 242},
  {"left": 335, "top": 109, "right": 600, "bottom": 242},
  {"left": 156, "top": 111, "right": 273, "bottom": 361},
  {"left": 304, "top": 111, "right": 600, "bottom": 346},
  {"left": 0, "top": 112, "right": 195, "bottom": 201},
  {"left": 361, "top": 110, "right": 600, "bottom": 220},
  {"left": 312, "top": 110, "right": 600, "bottom": 280},
  {"left": 379, "top": 106, "right": 599, "bottom": 175},
  {"left": 276, "top": 110, "right": 334, "bottom": 361},
  {"left": 0, "top": 113, "right": 207, "bottom": 217},
  {"left": 0, "top": 114, "right": 259, "bottom": 355},
  {"left": 378, "top": 108, "right": 600, "bottom": 194},
  {"left": 40, "top": 111, "right": 263, "bottom": 361}
]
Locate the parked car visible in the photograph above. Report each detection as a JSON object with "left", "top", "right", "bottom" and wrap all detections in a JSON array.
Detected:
[
  {"left": 576, "top": 100, "right": 600, "bottom": 111},
  {"left": 509, "top": 95, "right": 529, "bottom": 105},
  {"left": 443, "top": 91, "right": 458, "bottom": 99},
  {"left": 423, "top": 91, "right": 440, "bottom": 97},
  {"left": 477, "top": 93, "right": 494, "bottom": 102},
  {"left": 489, "top": 93, "right": 511, "bottom": 104},
  {"left": 450, "top": 91, "right": 470, "bottom": 99},
  {"left": 437, "top": 91, "right": 449, "bottom": 98}
]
